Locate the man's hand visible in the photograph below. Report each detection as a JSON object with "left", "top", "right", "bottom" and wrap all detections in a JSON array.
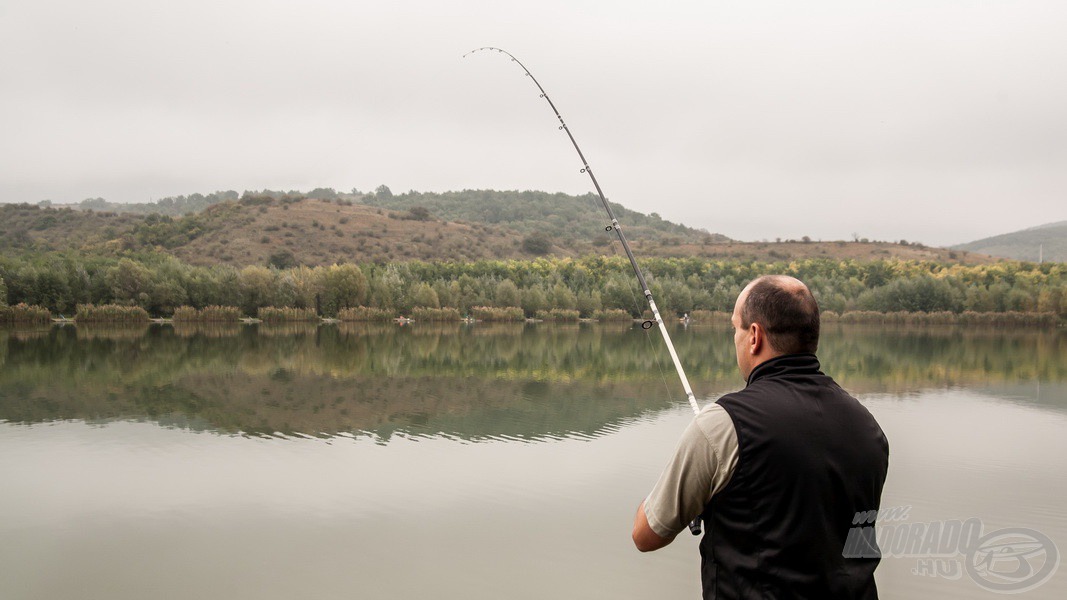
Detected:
[{"left": 632, "top": 500, "right": 676, "bottom": 552}]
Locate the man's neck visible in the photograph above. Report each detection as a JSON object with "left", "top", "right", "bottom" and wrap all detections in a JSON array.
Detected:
[{"left": 745, "top": 353, "right": 820, "bottom": 385}]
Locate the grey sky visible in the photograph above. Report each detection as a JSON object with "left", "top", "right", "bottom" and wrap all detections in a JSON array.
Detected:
[{"left": 2, "top": 0, "right": 1064, "bottom": 246}]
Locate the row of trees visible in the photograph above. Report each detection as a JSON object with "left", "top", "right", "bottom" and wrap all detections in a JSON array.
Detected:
[{"left": 1, "top": 253, "right": 1064, "bottom": 319}]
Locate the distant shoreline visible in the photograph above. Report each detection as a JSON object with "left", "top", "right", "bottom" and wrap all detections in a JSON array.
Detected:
[{"left": 5, "top": 309, "right": 1057, "bottom": 329}]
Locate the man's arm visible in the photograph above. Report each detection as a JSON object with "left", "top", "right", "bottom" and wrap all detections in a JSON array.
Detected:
[
  {"left": 632, "top": 500, "right": 676, "bottom": 552},
  {"left": 631, "top": 404, "right": 739, "bottom": 552}
]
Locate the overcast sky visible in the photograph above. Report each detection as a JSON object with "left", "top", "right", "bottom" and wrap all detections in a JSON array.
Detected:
[{"left": 2, "top": 1, "right": 1064, "bottom": 246}]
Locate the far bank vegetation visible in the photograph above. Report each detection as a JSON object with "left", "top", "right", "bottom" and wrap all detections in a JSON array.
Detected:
[{"left": 0, "top": 256, "right": 1064, "bottom": 326}]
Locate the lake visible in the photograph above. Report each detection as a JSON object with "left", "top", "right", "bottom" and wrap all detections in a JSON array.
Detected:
[{"left": 1, "top": 322, "right": 1064, "bottom": 599}]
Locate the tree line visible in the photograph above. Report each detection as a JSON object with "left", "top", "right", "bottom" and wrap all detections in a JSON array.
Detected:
[{"left": 1, "top": 253, "right": 1064, "bottom": 320}]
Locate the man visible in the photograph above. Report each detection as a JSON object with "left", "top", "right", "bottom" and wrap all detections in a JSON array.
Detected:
[{"left": 632, "top": 275, "right": 889, "bottom": 599}]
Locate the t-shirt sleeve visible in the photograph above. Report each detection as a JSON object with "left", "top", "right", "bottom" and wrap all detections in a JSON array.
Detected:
[{"left": 643, "top": 403, "right": 739, "bottom": 538}]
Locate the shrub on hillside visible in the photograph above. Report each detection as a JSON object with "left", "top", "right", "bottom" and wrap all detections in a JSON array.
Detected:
[{"left": 521, "top": 232, "right": 552, "bottom": 255}]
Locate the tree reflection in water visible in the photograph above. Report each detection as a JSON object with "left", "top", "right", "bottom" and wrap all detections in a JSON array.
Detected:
[{"left": 0, "top": 323, "right": 1063, "bottom": 439}]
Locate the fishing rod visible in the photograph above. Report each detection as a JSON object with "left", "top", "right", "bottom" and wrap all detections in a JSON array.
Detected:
[{"left": 464, "top": 47, "right": 701, "bottom": 418}]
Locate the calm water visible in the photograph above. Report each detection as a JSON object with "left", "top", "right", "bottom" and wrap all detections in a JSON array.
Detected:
[{"left": 1, "top": 323, "right": 1064, "bottom": 599}]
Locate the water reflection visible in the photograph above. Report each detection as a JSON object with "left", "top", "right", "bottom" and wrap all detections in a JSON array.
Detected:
[
  {"left": 0, "top": 323, "right": 1062, "bottom": 440},
  {"left": 3, "top": 323, "right": 1064, "bottom": 600}
]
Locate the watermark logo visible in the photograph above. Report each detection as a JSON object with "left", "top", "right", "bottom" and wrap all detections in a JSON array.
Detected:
[
  {"left": 966, "top": 528, "right": 1059, "bottom": 594},
  {"left": 843, "top": 507, "right": 1059, "bottom": 594}
]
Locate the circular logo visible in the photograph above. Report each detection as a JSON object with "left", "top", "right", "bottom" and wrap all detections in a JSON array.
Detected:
[{"left": 965, "top": 527, "right": 1059, "bottom": 593}]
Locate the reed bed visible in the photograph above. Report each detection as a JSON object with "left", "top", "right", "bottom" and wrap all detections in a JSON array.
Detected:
[
  {"left": 592, "top": 308, "right": 634, "bottom": 322},
  {"left": 410, "top": 307, "right": 461, "bottom": 322},
  {"left": 536, "top": 309, "right": 580, "bottom": 322},
  {"left": 171, "top": 306, "right": 199, "bottom": 322},
  {"left": 821, "top": 310, "right": 1058, "bottom": 327},
  {"left": 75, "top": 304, "right": 149, "bottom": 323},
  {"left": 955, "top": 311, "right": 1058, "bottom": 327},
  {"left": 257, "top": 306, "right": 319, "bottom": 323},
  {"left": 0, "top": 303, "right": 52, "bottom": 324},
  {"left": 171, "top": 305, "right": 242, "bottom": 322},
  {"left": 469, "top": 306, "right": 525, "bottom": 322},
  {"left": 338, "top": 306, "right": 396, "bottom": 322},
  {"left": 201, "top": 306, "right": 242, "bottom": 322}
]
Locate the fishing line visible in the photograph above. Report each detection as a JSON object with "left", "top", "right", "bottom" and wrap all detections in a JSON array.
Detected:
[
  {"left": 465, "top": 47, "right": 700, "bottom": 416},
  {"left": 601, "top": 216, "right": 680, "bottom": 408}
]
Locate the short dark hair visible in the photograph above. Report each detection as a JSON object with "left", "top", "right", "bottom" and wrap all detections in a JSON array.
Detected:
[{"left": 740, "top": 276, "right": 820, "bottom": 354}]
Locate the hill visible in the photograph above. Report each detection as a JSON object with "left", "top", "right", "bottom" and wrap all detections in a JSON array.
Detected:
[
  {"left": 954, "top": 221, "right": 1067, "bottom": 262},
  {"left": 2, "top": 194, "right": 993, "bottom": 267},
  {"left": 355, "top": 188, "right": 727, "bottom": 245},
  {"left": 2, "top": 198, "right": 538, "bottom": 265},
  {"left": 61, "top": 187, "right": 725, "bottom": 246}
]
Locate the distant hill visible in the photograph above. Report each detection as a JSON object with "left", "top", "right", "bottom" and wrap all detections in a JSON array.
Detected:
[
  {"left": 1, "top": 198, "right": 545, "bottom": 265},
  {"left": 356, "top": 188, "right": 728, "bottom": 246},
  {"left": 59, "top": 187, "right": 726, "bottom": 246},
  {"left": 1, "top": 191, "right": 994, "bottom": 267},
  {"left": 954, "top": 221, "right": 1067, "bottom": 262}
]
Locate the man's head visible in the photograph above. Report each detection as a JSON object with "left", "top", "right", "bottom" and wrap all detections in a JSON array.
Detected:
[{"left": 731, "top": 275, "right": 820, "bottom": 379}]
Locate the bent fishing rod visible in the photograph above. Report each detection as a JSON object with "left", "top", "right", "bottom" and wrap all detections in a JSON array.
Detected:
[{"left": 465, "top": 47, "right": 700, "bottom": 417}]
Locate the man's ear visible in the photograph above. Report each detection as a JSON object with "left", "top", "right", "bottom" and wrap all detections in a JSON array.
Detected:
[{"left": 748, "top": 323, "right": 763, "bottom": 355}]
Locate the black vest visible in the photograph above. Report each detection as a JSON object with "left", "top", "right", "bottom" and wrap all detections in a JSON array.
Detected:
[{"left": 700, "top": 354, "right": 889, "bottom": 599}]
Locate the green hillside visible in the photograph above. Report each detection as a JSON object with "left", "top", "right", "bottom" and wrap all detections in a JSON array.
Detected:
[
  {"left": 3, "top": 190, "right": 726, "bottom": 266},
  {"left": 954, "top": 221, "right": 1067, "bottom": 262},
  {"left": 2, "top": 197, "right": 985, "bottom": 268},
  {"left": 61, "top": 187, "right": 726, "bottom": 246},
  {"left": 356, "top": 187, "right": 727, "bottom": 245}
]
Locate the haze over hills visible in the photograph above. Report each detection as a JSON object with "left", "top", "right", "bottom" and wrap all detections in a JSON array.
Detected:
[
  {"left": 3, "top": 188, "right": 994, "bottom": 267},
  {"left": 954, "top": 221, "right": 1067, "bottom": 263}
]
